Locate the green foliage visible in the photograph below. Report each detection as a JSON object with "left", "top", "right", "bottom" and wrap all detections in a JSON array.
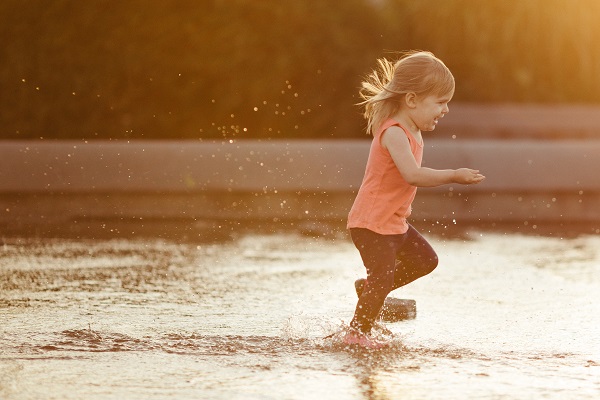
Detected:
[{"left": 1, "top": 0, "right": 599, "bottom": 139}]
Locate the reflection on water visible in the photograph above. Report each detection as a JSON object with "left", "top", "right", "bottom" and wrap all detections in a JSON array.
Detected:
[{"left": 1, "top": 231, "right": 599, "bottom": 399}]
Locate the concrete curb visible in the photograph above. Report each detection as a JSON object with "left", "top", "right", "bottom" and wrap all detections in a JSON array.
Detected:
[
  {"left": 2, "top": 139, "right": 599, "bottom": 192},
  {"left": 1, "top": 139, "right": 599, "bottom": 235}
]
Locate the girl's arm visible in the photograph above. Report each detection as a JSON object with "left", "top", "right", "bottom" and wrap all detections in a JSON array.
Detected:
[{"left": 381, "top": 126, "right": 485, "bottom": 187}]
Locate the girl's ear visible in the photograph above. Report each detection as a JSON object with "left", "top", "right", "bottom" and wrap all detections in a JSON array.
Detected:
[{"left": 405, "top": 92, "right": 417, "bottom": 108}]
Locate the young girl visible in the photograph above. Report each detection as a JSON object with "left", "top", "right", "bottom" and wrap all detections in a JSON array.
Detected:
[{"left": 345, "top": 51, "right": 485, "bottom": 348}]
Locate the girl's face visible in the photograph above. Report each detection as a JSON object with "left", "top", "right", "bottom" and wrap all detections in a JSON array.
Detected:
[{"left": 411, "top": 92, "right": 453, "bottom": 132}]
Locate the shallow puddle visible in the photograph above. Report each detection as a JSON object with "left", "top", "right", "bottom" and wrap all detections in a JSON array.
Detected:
[{"left": 1, "top": 231, "right": 599, "bottom": 399}]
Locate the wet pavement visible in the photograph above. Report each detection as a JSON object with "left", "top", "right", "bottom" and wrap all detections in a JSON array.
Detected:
[{"left": 1, "top": 229, "right": 599, "bottom": 399}]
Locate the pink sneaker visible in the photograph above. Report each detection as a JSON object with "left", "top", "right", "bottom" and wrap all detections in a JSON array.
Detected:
[{"left": 343, "top": 329, "right": 388, "bottom": 350}]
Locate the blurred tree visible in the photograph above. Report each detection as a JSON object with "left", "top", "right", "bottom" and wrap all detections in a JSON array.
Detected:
[
  {"left": 1, "top": 0, "right": 600, "bottom": 140},
  {"left": 381, "top": 0, "right": 600, "bottom": 103},
  {"left": 0, "top": 0, "right": 384, "bottom": 139}
]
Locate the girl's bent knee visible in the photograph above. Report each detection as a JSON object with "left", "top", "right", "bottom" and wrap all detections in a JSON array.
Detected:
[{"left": 426, "top": 254, "right": 439, "bottom": 274}]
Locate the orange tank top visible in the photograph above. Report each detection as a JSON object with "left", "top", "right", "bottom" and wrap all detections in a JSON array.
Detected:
[{"left": 347, "top": 119, "right": 424, "bottom": 234}]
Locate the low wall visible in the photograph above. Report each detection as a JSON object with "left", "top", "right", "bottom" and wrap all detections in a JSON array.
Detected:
[
  {"left": 433, "top": 103, "right": 600, "bottom": 139},
  {"left": 2, "top": 136, "right": 600, "bottom": 237}
]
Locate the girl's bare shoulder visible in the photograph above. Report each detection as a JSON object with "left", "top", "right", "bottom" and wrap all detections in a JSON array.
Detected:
[{"left": 381, "top": 125, "right": 409, "bottom": 150}]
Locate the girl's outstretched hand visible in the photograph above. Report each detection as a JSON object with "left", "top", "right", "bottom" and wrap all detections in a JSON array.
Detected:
[{"left": 454, "top": 168, "right": 485, "bottom": 184}]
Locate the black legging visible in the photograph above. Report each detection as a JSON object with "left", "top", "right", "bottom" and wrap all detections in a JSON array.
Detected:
[{"left": 349, "top": 225, "right": 438, "bottom": 333}]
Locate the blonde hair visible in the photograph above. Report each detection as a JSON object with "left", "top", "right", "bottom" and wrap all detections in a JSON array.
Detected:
[{"left": 359, "top": 51, "right": 455, "bottom": 135}]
